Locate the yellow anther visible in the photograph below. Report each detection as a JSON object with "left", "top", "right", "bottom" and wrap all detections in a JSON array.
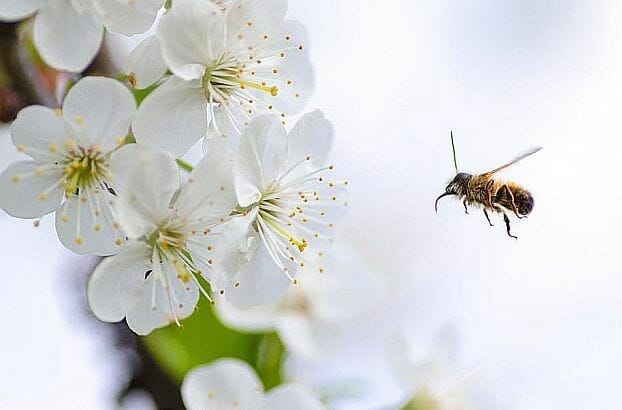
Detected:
[
  {"left": 38, "top": 193, "right": 48, "bottom": 201},
  {"left": 61, "top": 215, "right": 69, "bottom": 223},
  {"left": 64, "top": 139, "right": 76, "bottom": 150},
  {"left": 115, "top": 239, "right": 122, "bottom": 246},
  {"left": 94, "top": 224, "right": 102, "bottom": 232},
  {"left": 49, "top": 144, "right": 58, "bottom": 153},
  {"left": 75, "top": 236, "right": 83, "bottom": 245},
  {"left": 128, "top": 72, "right": 137, "bottom": 88},
  {"left": 11, "top": 175, "right": 20, "bottom": 183},
  {"left": 16, "top": 144, "right": 25, "bottom": 152},
  {"left": 54, "top": 108, "right": 62, "bottom": 116}
]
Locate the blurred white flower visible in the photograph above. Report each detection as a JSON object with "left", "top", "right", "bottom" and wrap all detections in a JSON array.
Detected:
[
  {"left": 0, "top": 0, "right": 164, "bottom": 72},
  {"left": 387, "top": 328, "right": 478, "bottom": 410},
  {"left": 131, "top": 0, "right": 313, "bottom": 157},
  {"left": 213, "top": 111, "right": 348, "bottom": 309},
  {"left": 87, "top": 146, "right": 238, "bottom": 335},
  {"left": 216, "top": 245, "right": 381, "bottom": 361},
  {"left": 181, "top": 358, "right": 324, "bottom": 410},
  {"left": 0, "top": 76, "right": 135, "bottom": 255}
]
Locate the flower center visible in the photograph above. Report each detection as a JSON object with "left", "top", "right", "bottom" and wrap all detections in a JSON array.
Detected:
[
  {"left": 258, "top": 197, "right": 308, "bottom": 252},
  {"left": 202, "top": 53, "right": 278, "bottom": 103},
  {"left": 61, "top": 144, "right": 109, "bottom": 196},
  {"left": 147, "top": 223, "right": 197, "bottom": 283}
]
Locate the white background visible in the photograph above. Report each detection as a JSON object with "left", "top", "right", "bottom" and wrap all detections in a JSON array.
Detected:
[{"left": 2, "top": 1, "right": 622, "bottom": 409}]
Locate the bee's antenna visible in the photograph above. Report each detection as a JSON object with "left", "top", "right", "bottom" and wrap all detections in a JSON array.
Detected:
[{"left": 450, "top": 130, "right": 458, "bottom": 173}]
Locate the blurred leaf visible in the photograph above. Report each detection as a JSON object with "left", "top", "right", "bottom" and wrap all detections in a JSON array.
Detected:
[
  {"left": 142, "top": 297, "right": 262, "bottom": 383},
  {"left": 142, "top": 297, "right": 284, "bottom": 389},
  {"left": 256, "top": 332, "right": 285, "bottom": 390}
]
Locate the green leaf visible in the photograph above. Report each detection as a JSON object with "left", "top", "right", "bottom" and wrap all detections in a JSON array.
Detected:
[
  {"left": 255, "top": 332, "right": 285, "bottom": 390},
  {"left": 142, "top": 297, "right": 263, "bottom": 383},
  {"left": 142, "top": 297, "right": 285, "bottom": 389},
  {"left": 132, "top": 82, "right": 159, "bottom": 105}
]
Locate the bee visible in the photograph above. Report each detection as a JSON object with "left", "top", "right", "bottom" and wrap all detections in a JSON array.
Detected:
[{"left": 435, "top": 132, "right": 542, "bottom": 239}]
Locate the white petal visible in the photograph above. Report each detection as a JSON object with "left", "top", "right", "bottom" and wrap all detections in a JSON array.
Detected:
[
  {"left": 287, "top": 110, "right": 334, "bottom": 169},
  {"left": 132, "top": 76, "right": 208, "bottom": 157},
  {"left": 313, "top": 247, "right": 382, "bottom": 322},
  {"left": 225, "top": 240, "right": 292, "bottom": 309},
  {"left": 276, "top": 315, "right": 341, "bottom": 361},
  {"left": 107, "top": 143, "right": 144, "bottom": 196},
  {"left": 126, "top": 261, "right": 200, "bottom": 335},
  {"left": 92, "top": 0, "right": 162, "bottom": 36},
  {"left": 234, "top": 115, "right": 287, "bottom": 207},
  {"left": 214, "top": 295, "right": 277, "bottom": 333},
  {"left": 87, "top": 241, "right": 152, "bottom": 323},
  {"left": 266, "top": 20, "right": 314, "bottom": 114},
  {"left": 63, "top": 76, "right": 136, "bottom": 151},
  {"left": 174, "top": 149, "right": 236, "bottom": 221},
  {"left": 34, "top": 1, "right": 103, "bottom": 72},
  {"left": 205, "top": 105, "right": 245, "bottom": 152},
  {"left": 0, "top": 161, "right": 64, "bottom": 218},
  {"left": 263, "top": 384, "right": 324, "bottom": 410},
  {"left": 124, "top": 35, "right": 168, "bottom": 89},
  {"left": 230, "top": 19, "right": 313, "bottom": 116},
  {"left": 196, "top": 211, "right": 256, "bottom": 292},
  {"left": 225, "top": 0, "right": 287, "bottom": 44},
  {"left": 385, "top": 332, "right": 413, "bottom": 387},
  {"left": 114, "top": 147, "right": 179, "bottom": 238},
  {"left": 158, "top": 0, "right": 224, "bottom": 80},
  {"left": 55, "top": 190, "right": 123, "bottom": 255},
  {"left": 181, "top": 359, "right": 264, "bottom": 410},
  {"left": 11, "top": 105, "right": 71, "bottom": 162},
  {"left": 0, "top": 0, "right": 44, "bottom": 21}
]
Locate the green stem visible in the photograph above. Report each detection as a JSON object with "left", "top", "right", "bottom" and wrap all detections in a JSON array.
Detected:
[{"left": 176, "top": 158, "right": 194, "bottom": 172}]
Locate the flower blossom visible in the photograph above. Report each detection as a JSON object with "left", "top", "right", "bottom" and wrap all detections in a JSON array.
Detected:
[
  {"left": 216, "top": 245, "right": 381, "bottom": 361},
  {"left": 130, "top": 0, "right": 313, "bottom": 157},
  {"left": 0, "top": 76, "right": 136, "bottom": 255},
  {"left": 213, "top": 111, "right": 348, "bottom": 309},
  {"left": 387, "top": 328, "right": 480, "bottom": 410},
  {"left": 87, "top": 146, "right": 238, "bottom": 335},
  {"left": 0, "top": 0, "right": 164, "bottom": 72},
  {"left": 181, "top": 358, "right": 324, "bottom": 410}
]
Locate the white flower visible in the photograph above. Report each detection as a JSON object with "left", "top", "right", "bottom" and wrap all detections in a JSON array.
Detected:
[
  {"left": 387, "top": 329, "right": 478, "bottom": 410},
  {"left": 216, "top": 245, "right": 381, "bottom": 361},
  {"left": 181, "top": 358, "right": 324, "bottom": 410},
  {"left": 0, "top": 0, "right": 163, "bottom": 72},
  {"left": 0, "top": 76, "right": 136, "bottom": 255},
  {"left": 213, "top": 111, "right": 348, "bottom": 309},
  {"left": 131, "top": 0, "right": 313, "bottom": 157},
  {"left": 87, "top": 146, "right": 238, "bottom": 335}
]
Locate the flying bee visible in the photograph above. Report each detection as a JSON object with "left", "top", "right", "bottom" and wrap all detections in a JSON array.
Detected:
[{"left": 435, "top": 132, "right": 542, "bottom": 239}]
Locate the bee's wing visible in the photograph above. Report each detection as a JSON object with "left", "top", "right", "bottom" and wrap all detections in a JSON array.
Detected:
[{"left": 481, "top": 147, "right": 543, "bottom": 176}]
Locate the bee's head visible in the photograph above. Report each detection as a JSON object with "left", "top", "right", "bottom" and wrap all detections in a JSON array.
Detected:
[
  {"left": 435, "top": 172, "right": 472, "bottom": 212},
  {"left": 445, "top": 172, "right": 471, "bottom": 196}
]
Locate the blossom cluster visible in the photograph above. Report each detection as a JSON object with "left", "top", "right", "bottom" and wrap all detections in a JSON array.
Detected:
[
  {"left": 0, "top": 0, "right": 357, "bottom": 402},
  {"left": 0, "top": 0, "right": 479, "bottom": 408}
]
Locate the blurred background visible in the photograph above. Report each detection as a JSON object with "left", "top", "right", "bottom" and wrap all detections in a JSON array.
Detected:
[{"left": 3, "top": 0, "right": 622, "bottom": 408}]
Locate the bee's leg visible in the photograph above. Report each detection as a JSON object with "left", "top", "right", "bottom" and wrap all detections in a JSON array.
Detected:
[
  {"left": 486, "top": 180, "right": 496, "bottom": 208},
  {"left": 503, "top": 213, "right": 518, "bottom": 239},
  {"left": 483, "top": 208, "right": 494, "bottom": 226},
  {"left": 463, "top": 199, "right": 469, "bottom": 214}
]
